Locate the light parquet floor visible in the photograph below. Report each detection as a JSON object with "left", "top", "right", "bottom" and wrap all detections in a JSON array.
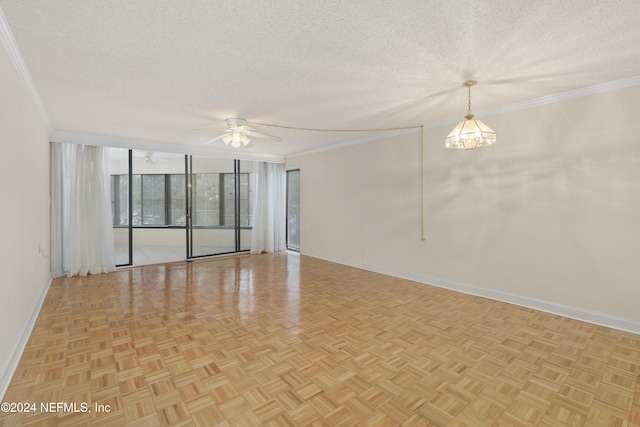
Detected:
[{"left": 1, "top": 252, "right": 639, "bottom": 426}]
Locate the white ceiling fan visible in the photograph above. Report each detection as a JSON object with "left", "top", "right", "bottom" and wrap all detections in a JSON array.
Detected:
[{"left": 203, "top": 118, "right": 281, "bottom": 147}]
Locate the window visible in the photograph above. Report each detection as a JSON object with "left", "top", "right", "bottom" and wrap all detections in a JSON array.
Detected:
[
  {"left": 110, "top": 173, "right": 252, "bottom": 228},
  {"left": 222, "top": 173, "right": 236, "bottom": 226},
  {"left": 238, "top": 173, "right": 252, "bottom": 226},
  {"left": 141, "top": 175, "right": 165, "bottom": 225},
  {"left": 110, "top": 175, "right": 129, "bottom": 226},
  {"left": 286, "top": 169, "right": 300, "bottom": 251},
  {"left": 192, "top": 173, "right": 220, "bottom": 226},
  {"left": 169, "top": 174, "right": 186, "bottom": 225}
]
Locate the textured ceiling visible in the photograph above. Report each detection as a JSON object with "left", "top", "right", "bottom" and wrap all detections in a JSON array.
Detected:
[{"left": 1, "top": 0, "right": 640, "bottom": 159}]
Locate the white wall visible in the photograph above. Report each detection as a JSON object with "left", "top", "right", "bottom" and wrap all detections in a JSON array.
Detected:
[
  {"left": 0, "top": 41, "right": 51, "bottom": 394},
  {"left": 289, "top": 84, "right": 640, "bottom": 331}
]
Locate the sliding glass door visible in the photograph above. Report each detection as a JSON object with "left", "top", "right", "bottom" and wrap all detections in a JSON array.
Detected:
[
  {"left": 110, "top": 148, "right": 132, "bottom": 266},
  {"left": 186, "top": 157, "right": 254, "bottom": 259},
  {"left": 109, "top": 150, "right": 254, "bottom": 266},
  {"left": 109, "top": 150, "right": 187, "bottom": 266},
  {"left": 286, "top": 169, "right": 300, "bottom": 251},
  {"left": 131, "top": 150, "right": 187, "bottom": 265},
  {"left": 238, "top": 161, "right": 254, "bottom": 251}
]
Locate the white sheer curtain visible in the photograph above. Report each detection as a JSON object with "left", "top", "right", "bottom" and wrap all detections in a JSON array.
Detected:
[
  {"left": 250, "top": 161, "right": 286, "bottom": 254},
  {"left": 51, "top": 142, "right": 116, "bottom": 277}
]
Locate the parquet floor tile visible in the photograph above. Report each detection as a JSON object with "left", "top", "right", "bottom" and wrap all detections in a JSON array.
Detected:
[{"left": 1, "top": 252, "right": 639, "bottom": 426}]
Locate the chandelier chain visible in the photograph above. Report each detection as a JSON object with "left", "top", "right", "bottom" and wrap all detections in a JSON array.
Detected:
[{"left": 419, "top": 125, "right": 425, "bottom": 241}]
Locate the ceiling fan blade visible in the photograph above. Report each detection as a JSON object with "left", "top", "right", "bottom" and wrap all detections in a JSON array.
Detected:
[
  {"left": 203, "top": 134, "right": 226, "bottom": 144},
  {"left": 243, "top": 129, "right": 281, "bottom": 142}
]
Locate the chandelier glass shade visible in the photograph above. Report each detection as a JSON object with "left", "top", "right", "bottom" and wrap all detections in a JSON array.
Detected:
[{"left": 445, "top": 80, "right": 496, "bottom": 149}]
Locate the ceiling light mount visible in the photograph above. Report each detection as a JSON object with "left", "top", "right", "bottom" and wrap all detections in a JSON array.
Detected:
[{"left": 445, "top": 80, "right": 496, "bottom": 150}]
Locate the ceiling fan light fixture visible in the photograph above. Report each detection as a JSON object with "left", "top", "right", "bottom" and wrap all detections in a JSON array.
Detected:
[
  {"left": 445, "top": 80, "right": 496, "bottom": 150},
  {"left": 228, "top": 129, "right": 248, "bottom": 148},
  {"left": 203, "top": 118, "right": 280, "bottom": 147}
]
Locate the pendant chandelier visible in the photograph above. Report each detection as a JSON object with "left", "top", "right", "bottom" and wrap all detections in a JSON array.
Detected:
[{"left": 445, "top": 80, "right": 496, "bottom": 149}]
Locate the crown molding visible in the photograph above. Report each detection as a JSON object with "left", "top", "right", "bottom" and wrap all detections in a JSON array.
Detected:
[
  {"left": 286, "top": 127, "right": 419, "bottom": 159},
  {"left": 423, "top": 75, "right": 640, "bottom": 130},
  {"left": 477, "top": 75, "right": 640, "bottom": 119},
  {"left": 286, "top": 75, "right": 640, "bottom": 160},
  {"left": 0, "top": 6, "right": 52, "bottom": 131}
]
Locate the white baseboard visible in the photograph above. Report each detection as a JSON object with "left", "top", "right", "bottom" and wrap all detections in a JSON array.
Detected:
[
  {"left": 302, "top": 251, "right": 640, "bottom": 336},
  {"left": 0, "top": 275, "right": 53, "bottom": 400}
]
